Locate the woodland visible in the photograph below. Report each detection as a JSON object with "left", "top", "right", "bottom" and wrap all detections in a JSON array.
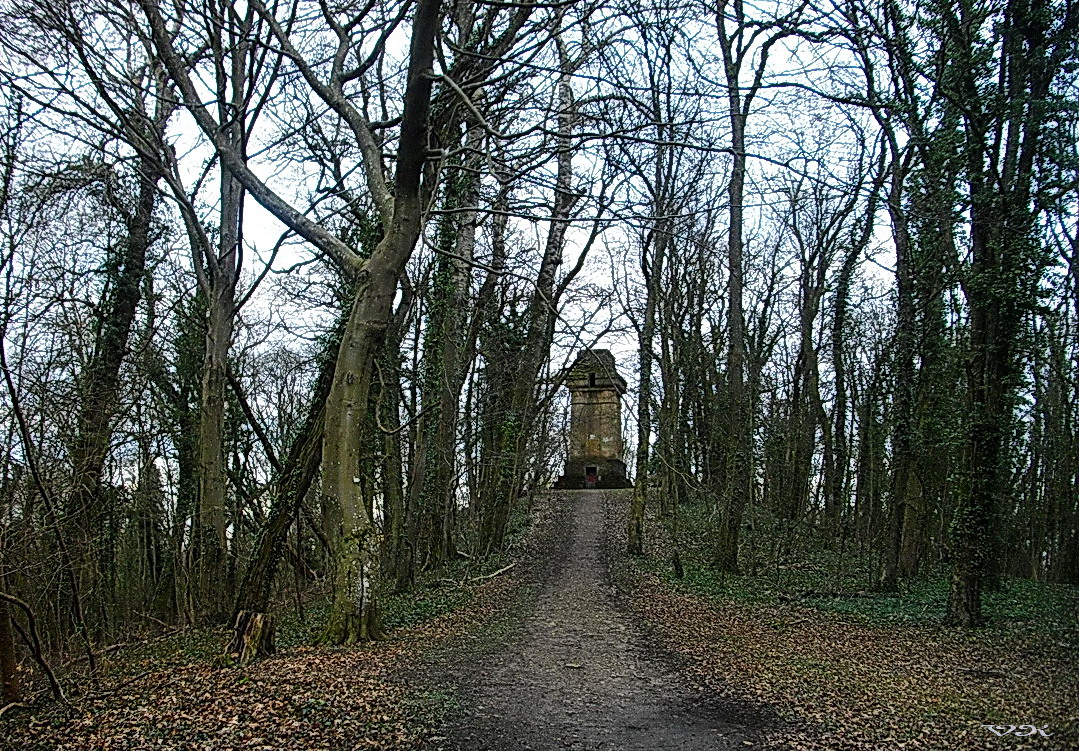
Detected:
[{"left": 0, "top": 0, "right": 1077, "bottom": 740}]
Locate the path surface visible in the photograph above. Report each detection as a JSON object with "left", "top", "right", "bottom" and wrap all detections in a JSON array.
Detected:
[{"left": 427, "top": 490, "right": 763, "bottom": 751}]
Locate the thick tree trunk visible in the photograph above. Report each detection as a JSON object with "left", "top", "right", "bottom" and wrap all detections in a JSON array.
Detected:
[
  {"left": 195, "top": 277, "right": 235, "bottom": 621},
  {"left": 319, "top": 0, "right": 441, "bottom": 642},
  {"left": 67, "top": 154, "right": 162, "bottom": 632},
  {"left": 321, "top": 263, "right": 404, "bottom": 643},
  {"left": 944, "top": 0, "right": 1059, "bottom": 625},
  {"left": 375, "top": 284, "right": 413, "bottom": 592},
  {"left": 408, "top": 126, "right": 480, "bottom": 574},
  {"left": 714, "top": 34, "right": 750, "bottom": 573},
  {"left": 195, "top": 156, "right": 241, "bottom": 624},
  {"left": 948, "top": 198, "right": 1013, "bottom": 626}
]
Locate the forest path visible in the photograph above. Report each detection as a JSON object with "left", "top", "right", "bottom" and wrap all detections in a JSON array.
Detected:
[{"left": 422, "top": 490, "right": 764, "bottom": 751}]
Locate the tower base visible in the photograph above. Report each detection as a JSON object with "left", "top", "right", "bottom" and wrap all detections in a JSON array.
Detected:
[{"left": 552, "top": 458, "right": 631, "bottom": 490}]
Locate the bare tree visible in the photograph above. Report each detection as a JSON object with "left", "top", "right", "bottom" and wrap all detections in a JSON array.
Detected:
[{"left": 711, "top": 0, "right": 807, "bottom": 572}]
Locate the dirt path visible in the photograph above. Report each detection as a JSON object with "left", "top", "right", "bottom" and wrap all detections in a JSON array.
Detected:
[{"left": 424, "top": 490, "right": 766, "bottom": 751}]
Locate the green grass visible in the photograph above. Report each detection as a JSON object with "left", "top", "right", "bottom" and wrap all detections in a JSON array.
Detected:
[
  {"left": 274, "top": 598, "right": 331, "bottom": 648},
  {"left": 94, "top": 623, "right": 228, "bottom": 681},
  {"left": 638, "top": 509, "right": 1079, "bottom": 637},
  {"left": 95, "top": 498, "right": 547, "bottom": 681},
  {"left": 665, "top": 555, "right": 1076, "bottom": 634},
  {"left": 90, "top": 578, "right": 478, "bottom": 680},
  {"left": 383, "top": 582, "right": 473, "bottom": 631}
]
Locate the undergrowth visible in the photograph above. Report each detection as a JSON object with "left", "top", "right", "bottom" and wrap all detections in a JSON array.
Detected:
[
  {"left": 639, "top": 503, "right": 1079, "bottom": 639},
  {"left": 614, "top": 492, "right": 1079, "bottom": 750}
]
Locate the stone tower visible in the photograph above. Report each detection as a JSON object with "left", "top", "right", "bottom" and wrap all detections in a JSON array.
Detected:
[{"left": 553, "top": 349, "right": 631, "bottom": 489}]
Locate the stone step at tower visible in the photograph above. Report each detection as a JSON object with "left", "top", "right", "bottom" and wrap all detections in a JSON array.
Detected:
[{"left": 553, "top": 349, "right": 632, "bottom": 490}]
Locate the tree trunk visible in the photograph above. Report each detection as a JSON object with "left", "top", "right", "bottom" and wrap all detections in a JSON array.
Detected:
[
  {"left": 628, "top": 226, "right": 663, "bottom": 554},
  {"left": 0, "top": 558, "right": 19, "bottom": 704},
  {"left": 227, "top": 610, "right": 275, "bottom": 666},
  {"left": 195, "top": 156, "right": 241, "bottom": 624},
  {"left": 321, "top": 0, "right": 441, "bottom": 643},
  {"left": 408, "top": 125, "right": 480, "bottom": 574},
  {"left": 321, "top": 262, "right": 405, "bottom": 643},
  {"left": 195, "top": 268, "right": 236, "bottom": 622},
  {"left": 627, "top": 33, "right": 675, "bottom": 555},
  {"left": 477, "top": 35, "right": 578, "bottom": 555},
  {"left": 194, "top": 12, "right": 253, "bottom": 622},
  {"left": 381, "top": 353, "right": 410, "bottom": 591},
  {"left": 946, "top": 0, "right": 1060, "bottom": 625},
  {"left": 830, "top": 237, "right": 864, "bottom": 539},
  {"left": 232, "top": 318, "right": 339, "bottom": 619},
  {"left": 67, "top": 153, "right": 163, "bottom": 633},
  {"left": 714, "top": 14, "right": 751, "bottom": 573},
  {"left": 881, "top": 149, "right": 915, "bottom": 592}
]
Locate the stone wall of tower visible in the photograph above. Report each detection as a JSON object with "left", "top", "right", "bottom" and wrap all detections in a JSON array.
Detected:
[
  {"left": 568, "top": 388, "right": 623, "bottom": 461},
  {"left": 553, "top": 349, "right": 632, "bottom": 490}
]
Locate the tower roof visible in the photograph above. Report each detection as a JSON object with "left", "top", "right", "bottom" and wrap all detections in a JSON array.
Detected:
[{"left": 563, "top": 349, "right": 627, "bottom": 394}]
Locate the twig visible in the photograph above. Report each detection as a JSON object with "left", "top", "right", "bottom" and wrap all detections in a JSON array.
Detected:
[
  {"left": 1, "top": 591, "right": 64, "bottom": 701},
  {"left": 434, "top": 562, "right": 518, "bottom": 589},
  {"left": 470, "top": 563, "right": 516, "bottom": 583},
  {"left": 98, "top": 641, "right": 130, "bottom": 656},
  {"left": 81, "top": 669, "right": 157, "bottom": 700},
  {"left": 137, "top": 611, "right": 173, "bottom": 630},
  {"left": 0, "top": 701, "right": 30, "bottom": 718},
  {"left": 0, "top": 332, "right": 96, "bottom": 674}
]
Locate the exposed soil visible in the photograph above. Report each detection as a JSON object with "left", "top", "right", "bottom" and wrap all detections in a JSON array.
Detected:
[{"left": 419, "top": 490, "right": 769, "bottom": 751}]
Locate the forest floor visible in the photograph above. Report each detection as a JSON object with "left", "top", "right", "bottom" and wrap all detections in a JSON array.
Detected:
[
  {"left": 412, "top": 489, "right": 766, "bottom": 751},
  {"left": 602, "top": 493, "right": 1078, "bottom": 751},
  {"left": 412, "top": 489, "right": 1078, "bottom": 750},
  {"left": 3, "top": 489, "right": 1076, "bottom": 750}
]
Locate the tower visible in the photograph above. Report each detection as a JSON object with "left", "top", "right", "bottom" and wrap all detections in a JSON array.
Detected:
[{"left": 553, "top": 349, "right": 632, "bottom": 489}]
